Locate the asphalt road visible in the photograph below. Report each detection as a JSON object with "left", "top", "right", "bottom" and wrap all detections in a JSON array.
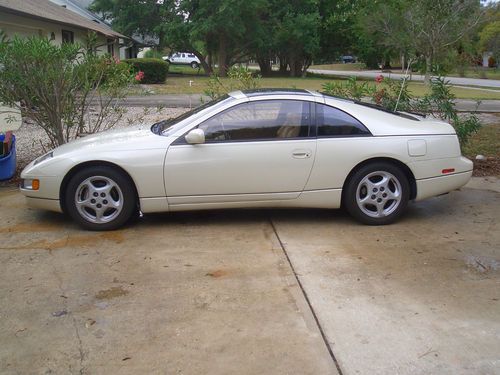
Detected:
[
  {"left": 308, "top": 69, "right": 500, "bottom": 89},
  {"left": 117, "top": 95, "right": 500, "bottom": 112}
]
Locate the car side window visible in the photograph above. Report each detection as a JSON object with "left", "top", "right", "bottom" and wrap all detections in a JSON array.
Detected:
[
  {"left": 316, "top": 103, "right": 370, "bottom": 137},
  {"left": 197, "top": 100, "right": 310, "bottom": 142}
]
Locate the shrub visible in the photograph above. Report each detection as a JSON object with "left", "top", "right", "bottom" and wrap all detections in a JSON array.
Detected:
[
  {"left": 204, "top": 66, "right": 261, "bottom": 100},
  {"left": 143, "top": 49, "right": 165, "bottom": 59},
  {"left": 322, "top": 77, "right": 374, "bottom": 102},
  {"left": 122, "top": 58, "right": 169, "bottom": 84},
  {"left": 417, "top": 77, "right": 481, "bottom": 146},
  {"left": 322, "top": 75, "right": 481, "bottom": 146},
  {"left": 0, "top": 36, "right": 133, "bottom": 147}
]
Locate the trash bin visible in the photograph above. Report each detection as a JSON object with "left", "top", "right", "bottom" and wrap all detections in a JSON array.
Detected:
[{"left": 0, "top": 133, "right": 16, "bottom": 181}]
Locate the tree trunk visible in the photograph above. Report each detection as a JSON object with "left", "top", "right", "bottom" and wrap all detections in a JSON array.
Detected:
[
  {"left": 278, "top": 55, "right": 288, "bottom": 75},
  {"left": 193, "top": 51, "right": 212, "bottom": 75},
  {"left": 218, "top": 33, "right": 228, "bottom": 77},
  {"left": 301, "top": 57, "right": 312, "bottom": 77},
  {"left": 424, "top": 55, "right": 432, "bottom": 84},
  {"left": 207, "top": 52, "right": 213, "bottom": 71},
  {"left": 257, "top": 57, "right": 272, "bottom": 77},
  {"left": 289, "top": 58, "right": 296, "bottom": 77},
  {"left": 288, "top": 54, "right": 303, "bottom": 78},
  {"left": 401, "top": 53, "right": 405, "bottom": 73}
]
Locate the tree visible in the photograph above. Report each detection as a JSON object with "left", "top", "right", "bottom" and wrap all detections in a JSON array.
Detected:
[
  {"left": 479, "top": 20, "right": 500, "bottom": 63},
  {"left": 91, "top": 0, "right": 168, "bottom": 46},
  {"left": 91, "top": 0, "right": 266, "bottom": 77},
  {"left": 358, "top": 0, "right": 483, "bottom": 82},
  {"left": 478, "top": 3, "right": 500, "bottom": 65},
  {"left": 275, "top": 8, "right": 320, "bottom": 76},
  {"left": 357, "top": 0, "right": 410, "bottom": 70},
  {"left": 317, "top": 0, "right": 360, "bottom": 64}
]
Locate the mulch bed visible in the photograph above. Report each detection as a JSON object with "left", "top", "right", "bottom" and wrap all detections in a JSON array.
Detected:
[{"left": 472, "top": 157, "right": 500, "bottom": 177}]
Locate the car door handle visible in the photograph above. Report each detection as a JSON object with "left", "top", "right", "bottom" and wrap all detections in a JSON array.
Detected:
[{"left": 292, "top": 149, "right": 312, "bottom": 159}]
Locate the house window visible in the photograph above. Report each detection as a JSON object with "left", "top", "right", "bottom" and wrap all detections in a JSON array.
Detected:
[
  {"left": 61, "top": 30, "right": 74, "bottom": 44},
  {"left": 107, "top": 39, "right": 114, "bottom": 56}
]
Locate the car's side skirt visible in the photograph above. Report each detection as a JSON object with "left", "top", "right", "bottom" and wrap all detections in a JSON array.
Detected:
[{"left": 161, "top": 188, "right": 342, "bottom": 212}]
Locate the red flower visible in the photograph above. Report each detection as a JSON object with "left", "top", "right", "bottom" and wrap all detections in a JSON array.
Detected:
[
  {"left": 375, "top": 74, "right": 384, "bottom": 84},
  {"left": 135, "top": 71, "right": 145, "bottom": 82}
]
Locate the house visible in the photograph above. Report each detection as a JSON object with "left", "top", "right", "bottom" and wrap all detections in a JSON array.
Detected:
[
  {"left": 0, "top": 0, "right": 125, "bottom": 58},
  {"left": 47, "top": 0, "right": 143, "bottom": 59}
]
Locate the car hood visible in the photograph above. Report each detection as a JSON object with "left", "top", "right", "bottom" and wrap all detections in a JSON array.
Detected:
[{"left": 52, "top": 124, "right": 171, "bottom": 157}]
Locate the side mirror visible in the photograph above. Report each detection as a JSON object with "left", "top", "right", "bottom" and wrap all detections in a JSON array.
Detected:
[{"left": 185, "top": 128, "right": 205, "bottom": 144}]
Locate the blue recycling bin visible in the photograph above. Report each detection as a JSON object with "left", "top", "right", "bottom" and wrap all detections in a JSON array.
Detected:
[{"left": 0, "top": 134, "right": 16, "bottom": 181}]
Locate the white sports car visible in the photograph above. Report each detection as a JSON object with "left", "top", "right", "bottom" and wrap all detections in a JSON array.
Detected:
[{"left": 20, "top": 89, "right": 473, "bottom": 230}]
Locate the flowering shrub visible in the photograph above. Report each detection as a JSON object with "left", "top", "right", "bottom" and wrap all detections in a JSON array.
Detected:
[
  {"left": 135, "top": 71, "right": 145, "bottom": 82},
  {"left": 322, "top": 76, "right": 481, "bottom": 146},
  {"left": 122, "top": 58, "right": 169, "bottom": 84},
  {"left": 0, "top": 36, "right": 134, "bottom": 147}
]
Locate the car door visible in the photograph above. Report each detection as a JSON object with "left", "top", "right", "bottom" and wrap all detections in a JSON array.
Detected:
[{"left": 164, "top": 99, "right": 317, "bottom": 206}]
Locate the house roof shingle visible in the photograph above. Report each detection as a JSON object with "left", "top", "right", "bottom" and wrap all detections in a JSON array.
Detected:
[{"left": 0, "top": 0, "right": 126, "bottom": 39}]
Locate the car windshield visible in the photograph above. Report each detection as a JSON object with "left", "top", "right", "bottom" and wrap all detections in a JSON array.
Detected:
[{"left": 151, "top": 95, "right": 233, "bottom": 136}]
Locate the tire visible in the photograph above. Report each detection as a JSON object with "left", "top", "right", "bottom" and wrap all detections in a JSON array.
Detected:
[
  {"left": 344, "top": 162, "right": 410, "bottom": 225},
  {"left": 190, "top": 61, "right": 199, "bottom": 69},
  {"left": 65, "top": 166, "right": 136, "bottom": 231}
]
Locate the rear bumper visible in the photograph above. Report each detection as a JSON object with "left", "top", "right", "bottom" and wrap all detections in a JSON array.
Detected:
[
  {"left": 415, "top": 170, "right": 473, "bottom": 201},
  {"left": 24, "top": 196, "right": 63, "bottom": 213}
]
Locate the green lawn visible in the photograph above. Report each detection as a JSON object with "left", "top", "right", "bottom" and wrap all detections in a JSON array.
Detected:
[
  {"left": 168, "top": 64, "right": 205, "bottom": 75},
  {"left": 463, "top": 119, "right": 500, "bottom": 158},
  {"left": 309, "top": 63, "right": 367, "bottom": 71},
  {"left": 446, "top": 68, "right": 500, "bottom": 81},
  {"left": 128, "top": 75, "right": 500, "bottom": 100}
]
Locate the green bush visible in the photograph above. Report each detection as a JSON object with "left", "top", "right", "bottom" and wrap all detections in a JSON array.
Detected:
[
  {"left": 143, "top": 49, "right": 165, "bottom": 59},
  {"left": 0, "top": 36, "right": 133, "bottom": 147},
  {"left": 322, "top": 76, "right": 481, "bottom": 146},
  {"left": 122, "top": 58, "right": 169, "bottom": 84},
  {"left": 204, "top": 67, "right": 261, "bottom": 100}
]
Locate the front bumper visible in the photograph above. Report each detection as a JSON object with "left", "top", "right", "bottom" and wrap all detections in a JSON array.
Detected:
[{"left": 24, "top": 196, "right": 63, "bottom": 213}]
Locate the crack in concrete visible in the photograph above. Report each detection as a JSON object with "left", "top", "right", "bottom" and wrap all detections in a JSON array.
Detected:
[
  {"left": 269, "top": 218, "right": 344, "bottom": 375},
  {"left": 51, "top": 261, "right": 86, "bottom": 375}
]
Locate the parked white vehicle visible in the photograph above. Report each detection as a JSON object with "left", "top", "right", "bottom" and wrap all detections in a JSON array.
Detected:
[
  {"left": 162, "top": 52, "right": 200, "bottom": 69},
  {"left": 20, "top": 89, "right": 473, "bottom": 230}
]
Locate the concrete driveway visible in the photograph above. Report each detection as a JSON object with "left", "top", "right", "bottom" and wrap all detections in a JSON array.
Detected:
[{"left": 0, "top": 179, "right": 499, "bottom": 375}]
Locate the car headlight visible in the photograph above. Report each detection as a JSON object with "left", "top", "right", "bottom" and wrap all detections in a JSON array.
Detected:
[{"left": 34, "top": 151, "right": 53, "bottom": 165}]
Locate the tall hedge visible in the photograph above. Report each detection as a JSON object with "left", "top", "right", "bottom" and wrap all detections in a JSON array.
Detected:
[{"left": 122, "top": 58, "right": 169, "bottom": 84}]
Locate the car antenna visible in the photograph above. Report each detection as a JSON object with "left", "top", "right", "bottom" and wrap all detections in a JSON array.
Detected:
[{"left": 394, "top": 57, "right": 414, "bottom": 112}]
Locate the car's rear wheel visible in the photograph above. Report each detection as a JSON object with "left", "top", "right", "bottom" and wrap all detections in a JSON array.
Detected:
[
  {"left": 65, "top": 166, "right": 136, "bottom": 231},
  {"left": 344, "top": 162, "right": 409, "bottom": 225},
  {"left": 190, "top": 61, "right": 199, "bottom": 69}
]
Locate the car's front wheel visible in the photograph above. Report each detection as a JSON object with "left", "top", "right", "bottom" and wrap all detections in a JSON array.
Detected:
[
  {"left": 65, "top": 166, "right": 136, "bottom": 231},
  {"left": 190, "top": 61, "right": 199, "bottom": 69},
  {"left": 344, "top": 162, "right": 409, "bottom": 225}
]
